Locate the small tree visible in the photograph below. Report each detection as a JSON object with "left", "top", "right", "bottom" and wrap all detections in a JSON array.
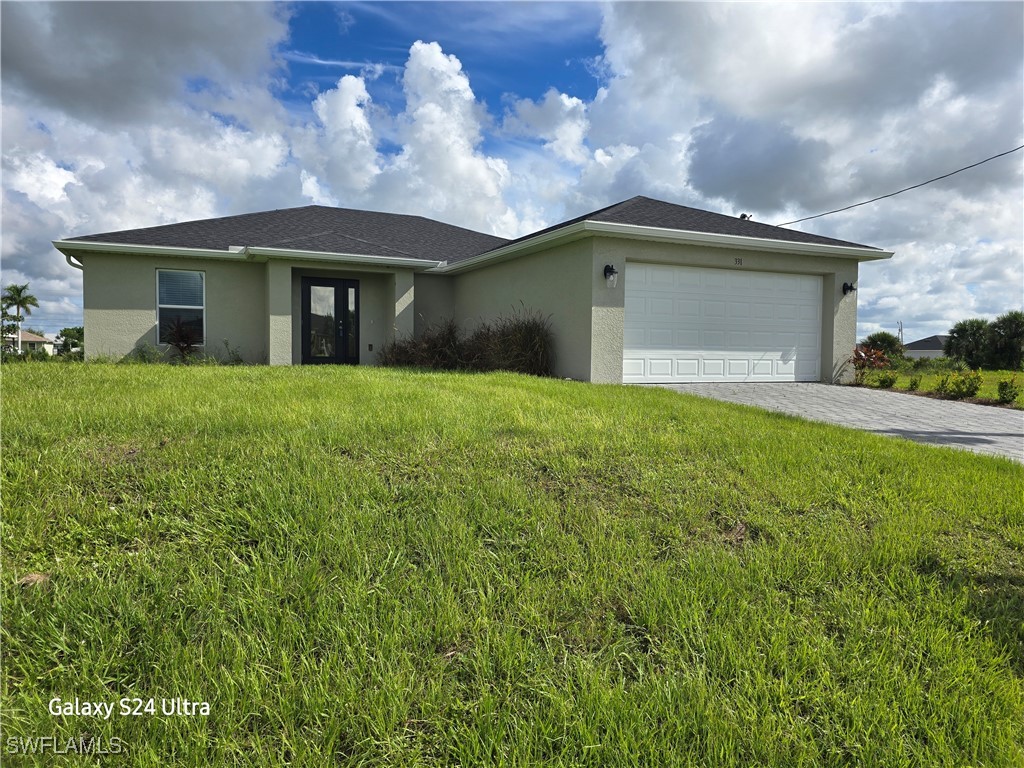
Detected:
[
  {"left": 945, "top": 318, "right": 990, "bottom": 369},
  {"left": 986, "top": 310, "right": 1024, "bottom": 371},
  {"left": 1, "top": 283, "right": 39, "bottom": 354},
  {"left": 57, "top": 326, "right": 84, "bottom": 354},
  {"left": 860, "top": 331, "right": 904, "bottom": 360}
]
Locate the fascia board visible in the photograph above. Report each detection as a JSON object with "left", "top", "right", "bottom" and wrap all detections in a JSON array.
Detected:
[
  {"left": 582, "top": 221, "right": 894, "bottom": 260},
  {"left": 52, "top": 240, "right": 249, "bottom": 260},
  {"left": 52, "top": 241, "right": 443, "bottom": 271},
  {"left": 245, "top": 247, "right": 442, "bottom": 270}
]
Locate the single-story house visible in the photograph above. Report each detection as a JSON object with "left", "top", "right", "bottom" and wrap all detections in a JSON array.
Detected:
[
  {"left": 2, "top": 330, "right": 55, "bottom": 355},
  {"left": 903, "top": 334, "right": 948, "bottom": 360},
  {"left": 53, "top": 196, "right": 892, "bottom": 383}
]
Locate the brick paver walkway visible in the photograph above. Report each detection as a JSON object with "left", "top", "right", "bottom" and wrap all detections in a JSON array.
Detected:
[{"left": 660, "top": 382, "right": 1024, "bottom": 463}]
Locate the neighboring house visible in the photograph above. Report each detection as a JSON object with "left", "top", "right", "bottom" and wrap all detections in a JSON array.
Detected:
[
  {"left": 904, "top": 334, "right": 949, "bottom": 360},
  {"left": 2, "top": 330, "right": 54, "bottom": 355},
  {"left": 53, "top": 196, "right": 892, "bottom": 384}
]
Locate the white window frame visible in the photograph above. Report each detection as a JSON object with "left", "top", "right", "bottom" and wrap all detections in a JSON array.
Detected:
[{"left": 156, "top": 269, "right": 206, "bottom": 346}]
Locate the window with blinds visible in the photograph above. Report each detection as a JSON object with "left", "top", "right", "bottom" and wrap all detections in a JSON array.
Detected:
[{"left": 157, "top": 269, "right": 205, "bottom": 345}]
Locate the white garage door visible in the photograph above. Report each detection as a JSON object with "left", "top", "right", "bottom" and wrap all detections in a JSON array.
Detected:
[{"left": 623, "top": 263, "right": 822, "bottom": 383}]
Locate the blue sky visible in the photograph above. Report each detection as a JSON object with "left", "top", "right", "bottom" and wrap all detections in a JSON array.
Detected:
[{"left": 1, "top": 2, "right": 1022, "bottom": 341}]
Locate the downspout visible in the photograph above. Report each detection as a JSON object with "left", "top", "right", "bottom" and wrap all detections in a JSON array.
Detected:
[{"left": 65, "top": 253, "right": 83, "bottom": 270}]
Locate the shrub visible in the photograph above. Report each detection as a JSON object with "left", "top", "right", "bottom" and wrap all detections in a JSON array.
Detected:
[
  {"left": 850, "top": 346, "right": 889, "bottom": 385},
  {"left": 907, "top": 375, "right": 921, "bottom": 391},
  {"left": 162, "top": 317, "right": 201, "bottom": 361},
  {"left": 122, "top": 342, "right": 163, "bottom": 364},
  {"left": 997, "top": 375, "right": 1021, "bottom": 405},
  {"left": 936, "top": 369, "right": 983, "bottom": 400},
  {"left": 379, "top": 310, "right": 554, "bottom": 377},
  {"left": 876, "top": 371, "right": 898, "bottom": 389}
]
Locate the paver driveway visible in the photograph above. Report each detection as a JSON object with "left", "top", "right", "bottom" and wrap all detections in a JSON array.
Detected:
[{"left": 661, "top": 382, "right": 1024, "bottom": 463}]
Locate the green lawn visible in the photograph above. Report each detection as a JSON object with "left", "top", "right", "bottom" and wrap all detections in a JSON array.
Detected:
[
  {"left": 3, "top": 363, "right": 1023, "bottom": 766},
  {"left": 865, "top": 368, "right": 1024, "bottom": 408}
]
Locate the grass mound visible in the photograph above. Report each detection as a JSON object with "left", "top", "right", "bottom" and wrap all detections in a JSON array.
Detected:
[{"left": 3, "top": 364, "right": 1023, "bottom": 766}]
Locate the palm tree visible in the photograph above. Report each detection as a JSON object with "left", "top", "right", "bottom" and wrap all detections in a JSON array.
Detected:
[{"left": 2, "top": 284, "right": 40, "bottom": 354}]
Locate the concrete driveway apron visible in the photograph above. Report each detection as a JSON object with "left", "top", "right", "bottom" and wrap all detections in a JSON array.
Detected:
[{"left": 660, "top": 382, "right": 1024, "bottom": 463}]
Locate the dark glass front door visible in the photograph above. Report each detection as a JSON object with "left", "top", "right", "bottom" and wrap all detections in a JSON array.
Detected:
[{"left": 301, "top": 278, "right": 359, "bottom": 364}]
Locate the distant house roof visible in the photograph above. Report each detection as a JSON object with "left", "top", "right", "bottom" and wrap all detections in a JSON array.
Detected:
[
  {"left": 905, "top": 334, "right": 949, "bottom": 351},
  {"left": 3, "top": 330, "right": 49, "bottom": 343},
  {"left": 63, "top": 196, "right": 880, "bottom": 265}
]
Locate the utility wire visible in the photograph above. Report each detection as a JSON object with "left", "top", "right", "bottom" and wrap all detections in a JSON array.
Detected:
[{"left": 776, "top": 144, "right": 1024, "bottom": 227}]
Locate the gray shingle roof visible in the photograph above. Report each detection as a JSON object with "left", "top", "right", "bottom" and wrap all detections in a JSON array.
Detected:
[
  {"left": 66, "top": 196, "right": 879, "bottom": 263},
  {"left": 497, "top": 196, "right": 877, "bottom": 251},
  {"left": 68, "top": 206, "right": 509, "bottom": 263},
  {"left": 904, "top": 334, "right": 949, "bottom": 350}
]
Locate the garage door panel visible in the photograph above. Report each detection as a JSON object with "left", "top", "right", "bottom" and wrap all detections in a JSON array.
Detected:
[
  {"left": 703, "top": 359, "right": 725, "bottom": 376},
  {"left": 623, "top": 358, "right": 645, "bottom": 376},
  {"left": 728, "top": 359, "right": 749, "bottom": 376},
  {"left": 676, "top": 299, "right": 700, "bottom": 316},
  {"left": 624, "top": 263, "right": 822, "bottom": 383},
  {"left": 676, "top": 329, "right": 699, "bottom": 346},
  {"left": 703, "top": 301, "right": 726, "bottom": 318},
  {"left": 650, "top": 328, "right": 673, "bottom": 346},
  {"left": 649, "top": 359, "right": 673, "bottom": 376},
  {"left": 799, "top": 304, "right": 819, "bottom": 321},
  {"left": 702, "top": 330, "right": 726, "bottom": 347},
  {"left": 727, "top": 302, "right": 751, "bottom": 319}
]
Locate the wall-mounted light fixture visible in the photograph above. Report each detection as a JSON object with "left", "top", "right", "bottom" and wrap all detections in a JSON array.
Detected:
[
  {"left": 842, "top": 282, "right": 857, "bottom": 295},
  {"left": 604, "top": 264, "right": 619, "bottom": 288}
]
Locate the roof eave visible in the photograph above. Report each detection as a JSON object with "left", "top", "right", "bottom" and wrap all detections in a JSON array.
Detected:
[
  {"left": 244, "top": 247, "right": 442, "bottom": 270},
  {"left": 53, "top": 241, "right": 444, "bottom": 271},
  {"left": 53, "top": 240, "right": 250, "bottom": 261},
  {"left": 438, "top": 220, "right": 892, "bottom": 274}
]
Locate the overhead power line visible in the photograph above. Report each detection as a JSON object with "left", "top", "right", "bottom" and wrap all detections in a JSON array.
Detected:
[{"left": 776, "top": 144, "right": 1024, "bottom": 227}]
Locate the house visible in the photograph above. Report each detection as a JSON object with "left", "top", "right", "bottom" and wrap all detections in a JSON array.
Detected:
[
  {"left": 53, "top": 196, "right": 892, "bottom": 383},
  {"left": 903, "top": 334, "right": 948, "bottom": 360},
  {"left": 2, "top": 330, "right": 54, "bottom": 355}
]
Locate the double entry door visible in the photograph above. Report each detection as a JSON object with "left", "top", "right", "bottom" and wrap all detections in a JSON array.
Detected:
[{"left": 301, "top": 277, "right": 359, "bottom": 365}]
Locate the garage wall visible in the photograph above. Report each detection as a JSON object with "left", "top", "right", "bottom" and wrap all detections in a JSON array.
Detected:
[
  {"left": 593, "top": 238, "right": 860, "bottom": 384},
  {"left": 80, "top": 252, "right": 266, "bottom": 362},
  {"left": 449, "top": 239, "right": 595, "bottom": 380}
]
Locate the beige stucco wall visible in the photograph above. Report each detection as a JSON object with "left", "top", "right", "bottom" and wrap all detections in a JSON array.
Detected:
[
  {"left": 591, "top": 237, "right": 862, "bottom": 384},
  {"left": 79, "top": 252, "right": 266, "bottom": 362},
  {"left": 412, "top": 274, "right": 455, "bottom": 337},
  {"left": 446, "top": 239, "right": 596, "bottom": 380}
]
